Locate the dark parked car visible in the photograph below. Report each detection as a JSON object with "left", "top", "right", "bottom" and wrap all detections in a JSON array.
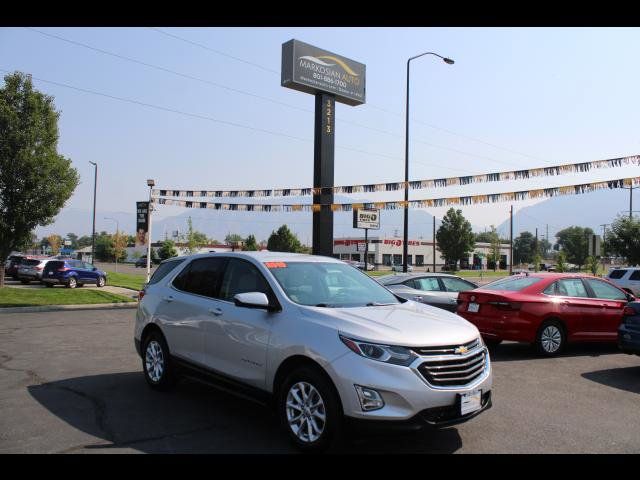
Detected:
[
  {"left": 377, "top": 273, "right": 478, "bottom": 312},
  {"left": 41, "top": 260, "right": 107, "bottom": 288},
  {"left": 135, "top": 256, "right": 158, "bottom": 268},
  {"left": 5, "top": 254, "right": 27, "bottom": 280},
  {"left": 619, "top": 301, "right": 640, "bottom": 356}
]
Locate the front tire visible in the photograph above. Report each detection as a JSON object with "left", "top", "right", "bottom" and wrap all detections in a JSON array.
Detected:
[
  {"left": 278, "top": 366, "right": 342, "bottom": 452},
  {"left": 536, "top": 320, "right": 566, "bottom": 356},
  {"left": 97, "top": 276, "right": 106, "bottom": 287},
  {"left": 66, "top": 277, "right": 77, "bottom": 289},
  {"left": 142, "top": 331, "right": 176, "bottom": 391}
]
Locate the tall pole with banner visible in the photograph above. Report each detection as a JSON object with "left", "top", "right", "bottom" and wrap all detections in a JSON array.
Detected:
[
  {"left": 353, "top": 208, "right": 380, "bottom": 270},
  {"left": 282, "top": 39, "right": 365, "bottom": 257},
  {"left": 146, "top": 179, "right": 155, "bottom": 283}
]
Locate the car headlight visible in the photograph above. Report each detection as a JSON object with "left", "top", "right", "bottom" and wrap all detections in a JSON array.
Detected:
[{"left": 339, "top": 335, "right": 417, "bottom": 366}]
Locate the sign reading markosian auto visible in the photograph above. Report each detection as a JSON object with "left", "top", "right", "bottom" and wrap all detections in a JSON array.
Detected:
[{"left": 281, "top": 39, "right": 366, "bottom": 106}]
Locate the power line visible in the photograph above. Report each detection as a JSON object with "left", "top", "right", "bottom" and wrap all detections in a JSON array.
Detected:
[{"left": 25, "top": 27, "right": 519, "bottom": 171}]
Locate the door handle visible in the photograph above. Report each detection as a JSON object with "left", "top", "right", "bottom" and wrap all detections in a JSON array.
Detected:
[
  {"left": 209, "top": 308, "right": 223, "bottom": 316},
  {"left": 413, "top": 296, "right": 423, "bottom": 302},
  {"left": 162, "top": 295, "right": 174, "bottom": 303}
]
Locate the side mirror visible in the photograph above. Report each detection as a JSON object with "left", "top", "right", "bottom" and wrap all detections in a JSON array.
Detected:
[
  {"left": 626, "top": 292, "right": 636, "bottom": 302},
  {"left": 93, "top": 267, "right": 98, "bottom": 271},
  {"left": 233, "top": 292, "right": 271, "bottom": 310}
]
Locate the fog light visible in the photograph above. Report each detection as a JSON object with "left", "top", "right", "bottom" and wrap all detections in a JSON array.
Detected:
[{"left": 354, "top": 385, "right": 384, "bottom": 411}]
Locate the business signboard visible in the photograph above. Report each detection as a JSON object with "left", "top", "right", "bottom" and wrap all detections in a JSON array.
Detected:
[
  {"left": 136, "top": 201, "right": 149, "bottom": 247},
  {"left": 281, "top": 39, "right": 366, "bottom": 106},
  {"left": 353, "top": 208, "right": 380, "bottom": 230}
]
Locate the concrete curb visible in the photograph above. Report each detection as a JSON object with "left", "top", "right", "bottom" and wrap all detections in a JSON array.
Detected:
[{"left": 0, "top": 302, "right": 138, "bottom": 314}]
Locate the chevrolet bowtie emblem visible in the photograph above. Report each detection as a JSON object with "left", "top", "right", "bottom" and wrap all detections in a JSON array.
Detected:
[{"left": 454, "top": 346, "right": 468, "bottom": 354}]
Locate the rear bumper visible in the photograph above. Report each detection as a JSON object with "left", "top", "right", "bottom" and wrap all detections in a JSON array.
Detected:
[{"left": 345, "top": 390, "right": 492, "bottom": 432}]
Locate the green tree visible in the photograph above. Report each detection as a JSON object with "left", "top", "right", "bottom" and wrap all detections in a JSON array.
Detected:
[
  {"left": 47, "top": 234, "right": 62, "bottom": 255},
  {"left": 267, "top": 225, "right": 303, "bottom": 253},
  {"left": 435, "top": 208, "right": 475, "bottom": 271},
  {"left": 486, "top": 226, "right": 501, "bottom": 271},
  {"left": 513, "top": 231, "right": 537, "bottom": 265},
  {"left": 0, "top": 72, "right": 79, "bottom": 286},
  {"left": 533, "top": 253, "right": 542, "bottom": 272},
  {"left": 158, "top": 239, "right": 178, "bottom": 260},
  {"left": 586, "top": 255, "right": 599, "bottom": 275},
  {"left": 243, "top": 234, "right": 259, "bottom": 251},
  {"left": 66, "top": 233, "right": 79, "bottom": 250},
  {"left": 225, "top": 233, "right": 244, "bottom": 244},
  {"left": 185, "top": 217, "right": 207, "bottom": 254},
  {"left": 539, "top": 238, "right": 552, "bottom": 258},
  {"left": 555, "top": 226, "right": 594, "bottom": 269},
  {"left": 77, "top": 235, "right": 93, "bottom": 248},
  {"left": 556, "top": 250, "right": 567, "bottom": 273},
  {"left": 94, "top": 233, "right": 113, "bottom": 262},
  {"left": 606, "top": 215, "right": 640, "bottom": 266}
]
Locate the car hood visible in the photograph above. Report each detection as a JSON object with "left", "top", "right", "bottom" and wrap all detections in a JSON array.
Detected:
[{"left": 301, "top": 300, "right": 479, "bottom": 347}]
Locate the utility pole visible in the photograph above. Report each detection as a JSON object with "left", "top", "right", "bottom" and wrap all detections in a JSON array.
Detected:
[
  {"left": 432, "top": 216, "right": 436, "bottom": 272},
  {"left": 509, "top": 205, "right": 513, "bottom": 275},
  {"left": 600, "top": 223, "right": 609, "bottom": 273},
  {"left": 89, "top": 161, "right": 97, "bottom": 265}
]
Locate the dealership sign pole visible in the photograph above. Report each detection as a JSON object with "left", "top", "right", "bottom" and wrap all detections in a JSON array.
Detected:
[
  {"left": 282, "top": 39, "right": 366, "bottom": 256},
  {"left": 353, "top": 208, "right": 380, "bottom": 270}
]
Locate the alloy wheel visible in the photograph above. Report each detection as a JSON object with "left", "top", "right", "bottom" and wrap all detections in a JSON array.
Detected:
[
  {"left": 286, "top": 381, "right": 326, "bottom": 443},
  {"left": 145, "top": 340, "right": 164, "bottom": 382},
  {"left": 541, "top": 325, "right": 562, "bottom": 353}
]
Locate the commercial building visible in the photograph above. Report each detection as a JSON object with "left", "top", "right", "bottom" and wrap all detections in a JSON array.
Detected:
[{"left": 333, "top": 236, "right": 511, "bottom": 271}]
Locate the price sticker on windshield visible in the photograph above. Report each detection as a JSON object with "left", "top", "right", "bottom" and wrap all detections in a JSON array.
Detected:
[{"left": 264, "top": 262, "right": 288, "bottom": 269}]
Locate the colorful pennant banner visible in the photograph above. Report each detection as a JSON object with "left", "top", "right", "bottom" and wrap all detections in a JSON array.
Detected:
[
  {"left": 152, "top": 154, "right": 640, "bottom": 199},
  {"left": 152, "top": 177, "right": 640, "bottom": 212}
]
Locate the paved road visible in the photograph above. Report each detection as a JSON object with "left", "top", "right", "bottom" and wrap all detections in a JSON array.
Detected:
[{"left": 1, "top": 309, "right": 639, "bottom": 453}]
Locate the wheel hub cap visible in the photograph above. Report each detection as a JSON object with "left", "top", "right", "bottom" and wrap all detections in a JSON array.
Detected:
[
  {"left": 286, "top": 381, "right": 326, "bottom": 443},
  {"left": 541, "top": 326, "right": 561, "bottom": 352},
  {"left": 145, "top": 341, "right": 164, "bottom": 382}
]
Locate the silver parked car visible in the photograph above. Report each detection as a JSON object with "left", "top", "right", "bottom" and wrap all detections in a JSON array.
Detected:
[
  {"left": 377, "top": 273, "right": 478, "bottom": 312},
  {"left": 17, "top": 258, "right": 53, "bottom": 284},
  {"left": 134, "top": 252, "right": 492, "bottom": 451}
]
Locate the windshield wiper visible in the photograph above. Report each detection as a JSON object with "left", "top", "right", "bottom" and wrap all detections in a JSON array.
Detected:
[
  {"left": 365, "top": 302, "right": 397, "bottom": 306},
  {"left": 314, "top": 303, "right": 336, "bottom": 307}
]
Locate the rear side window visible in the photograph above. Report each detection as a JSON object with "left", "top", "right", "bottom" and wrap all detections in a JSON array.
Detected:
[
  {"left": 45, "top": 261, "right": 64, "bottom": 270},
  {"left": 557, "top": 279, "right": 589, "bottom": 298},
  {"left": 441, "top": 277, "right": 475, "bottom": 292},
  {"left": 483, "top": 276, "right": 542, "bottom": 291},
  {"left": 584, "top": 279, "right": 627, "bottom": 301},
  {"left": 22, "top": 259, "right": 41, "bottom": 266},
  {"left": 414, "top": 277, "right": 442, "bottom": 291},
  {"left": 608, "top": 269, "right": 627, "bottom": 279},
  {"left": 630, "top": 271, "right": 640, "bottom": 281},
  {"left": 173, "top": 257, "right": 227, "bottom": 298},
  {"left": 149, "top": 259, "right": 185, "bottom": 285}
]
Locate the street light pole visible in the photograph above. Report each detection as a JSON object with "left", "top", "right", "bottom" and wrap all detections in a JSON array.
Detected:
[
  {"left": 89, "top": 162, "right": 97, "bottom": 265},
  {"left": 146, "top": 179, "right": 155, "bottom": 283},
  {"left": 403, "top": 52, "right": 454, "bottom": 273},
  {"left": 104, "top": 217, "right": 119, "bottom": 273}
]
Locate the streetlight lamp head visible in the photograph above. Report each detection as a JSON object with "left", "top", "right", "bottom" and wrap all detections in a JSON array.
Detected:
[
  {"left": 89, "top": 161, "right": 96, "bottom": 166},
  {"left": 443, "top": 58, "right": 455, "bottom": 65},
  {"left": 147, "top": 179, "right": 155, "bottom": 187}
]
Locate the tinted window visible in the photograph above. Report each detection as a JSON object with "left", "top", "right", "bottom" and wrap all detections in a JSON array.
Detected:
[
  {"left": 584, "top": 279, "right": 627, "bottom": 301},
  {"left": 22, "top": 259, "right": 41, "bottom": 266},
  {"left": 173, "top": 257, "right": 227, "bottom": 298},
  {"left": 543, "top": 282, "right": 557, "bottom": 295},
  {"left": 483, "top": 276, "right": 543, "bottom": 291},
  {"left": 414, "top": 277, "right": 442, "bottom": 291},
  {"left": 149, "top": 259, "right": 185, "bottom": 285},
  {"left": 45, "top": 261, "right": 64, "bottom": 271},
  {"left": 441, "top": 277, "right": 475, "bottom": 292},
  {"left": 219, "top": 259, "right": 271, "bottom": 302},
  {"left": 608, "top": 269, "right": 627, "bottom": 279},
  {"left": 557, "top": 279, "right": 589, "bottom": 298},
  {"left": 402, "top": 279, "right": 417, "bottom": 289},
  {"left": 630, "top": 271, "right": 640, "bottom": 281}
]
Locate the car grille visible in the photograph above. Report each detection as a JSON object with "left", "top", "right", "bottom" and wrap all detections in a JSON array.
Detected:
[
  {"left": 417, "top": 348, "right": 487, "bottom": 387},
  {"left": 411, "top": 338, "right": 480, "bottom": 356}
]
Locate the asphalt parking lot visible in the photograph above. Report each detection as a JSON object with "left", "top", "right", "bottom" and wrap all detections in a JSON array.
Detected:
[{"left": 1, "top": 309, "right": 639, "bottom": 453}]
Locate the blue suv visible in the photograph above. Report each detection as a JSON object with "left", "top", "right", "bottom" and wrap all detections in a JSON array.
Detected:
[{"left": 42, "top": 260, "right": 107, "bottom": 289}]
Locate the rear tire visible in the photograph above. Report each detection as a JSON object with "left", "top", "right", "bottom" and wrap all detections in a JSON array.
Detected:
[
  {"left": 142, "top": 331, "right": 177, "bottom": 391},
  {"left": 536, "top": 320, "right": 566, "bottom": 356},
  {"left": 278, "top": 366, "right": 342, "bottom": 452}
]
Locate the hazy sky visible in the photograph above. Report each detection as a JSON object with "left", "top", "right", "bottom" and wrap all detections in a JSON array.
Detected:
[{"left": 2, "top": 26, "right": 640, "bottom": 237}]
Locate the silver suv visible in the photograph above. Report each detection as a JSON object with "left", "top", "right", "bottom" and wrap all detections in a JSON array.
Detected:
[
  {"left": 134, "top": 252, "right": 492, "bottom": 451},
  {"left": 607, "top": 267, "right": 640, "bottom": 296}
]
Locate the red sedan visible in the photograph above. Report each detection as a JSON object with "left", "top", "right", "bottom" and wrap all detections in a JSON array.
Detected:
[{"left": 457, "top": 273, "right": 635, "bottom": 356}]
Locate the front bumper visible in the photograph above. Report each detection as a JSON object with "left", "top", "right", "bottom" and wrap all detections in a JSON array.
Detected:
[
  {"left": 618, "top": 324, "right": 640, "bottom": 355},
  {"left": 327, "top": 346, "right": 492, "bottom": 423}
]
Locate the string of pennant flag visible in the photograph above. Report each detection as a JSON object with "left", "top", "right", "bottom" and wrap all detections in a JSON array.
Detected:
[
  {"left": 152, "top": 177, "right": 640, "bottom": 212},
  {"left": 152, "top": 154, "right": 640, "bottom": 199}
]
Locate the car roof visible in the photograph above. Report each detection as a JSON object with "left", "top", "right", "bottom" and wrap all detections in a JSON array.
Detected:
[
  {"left": 377, "top": 272, "right": 463, "bottom": 285},
  {"left": 178, "top": 251, "right": 344, "bottom": 264}
]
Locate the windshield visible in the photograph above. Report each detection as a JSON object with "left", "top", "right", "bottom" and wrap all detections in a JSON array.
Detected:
[
  {"left": 482, "top": 275, "right": 543, "bottom": 291},
  {"left": 267, "top": 261, "right": 401, "bottom": 308}
]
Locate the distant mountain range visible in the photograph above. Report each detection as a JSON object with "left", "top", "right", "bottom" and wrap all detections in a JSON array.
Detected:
[{"left": 36, "top": 188, "right": 634, "bottom": 244}]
